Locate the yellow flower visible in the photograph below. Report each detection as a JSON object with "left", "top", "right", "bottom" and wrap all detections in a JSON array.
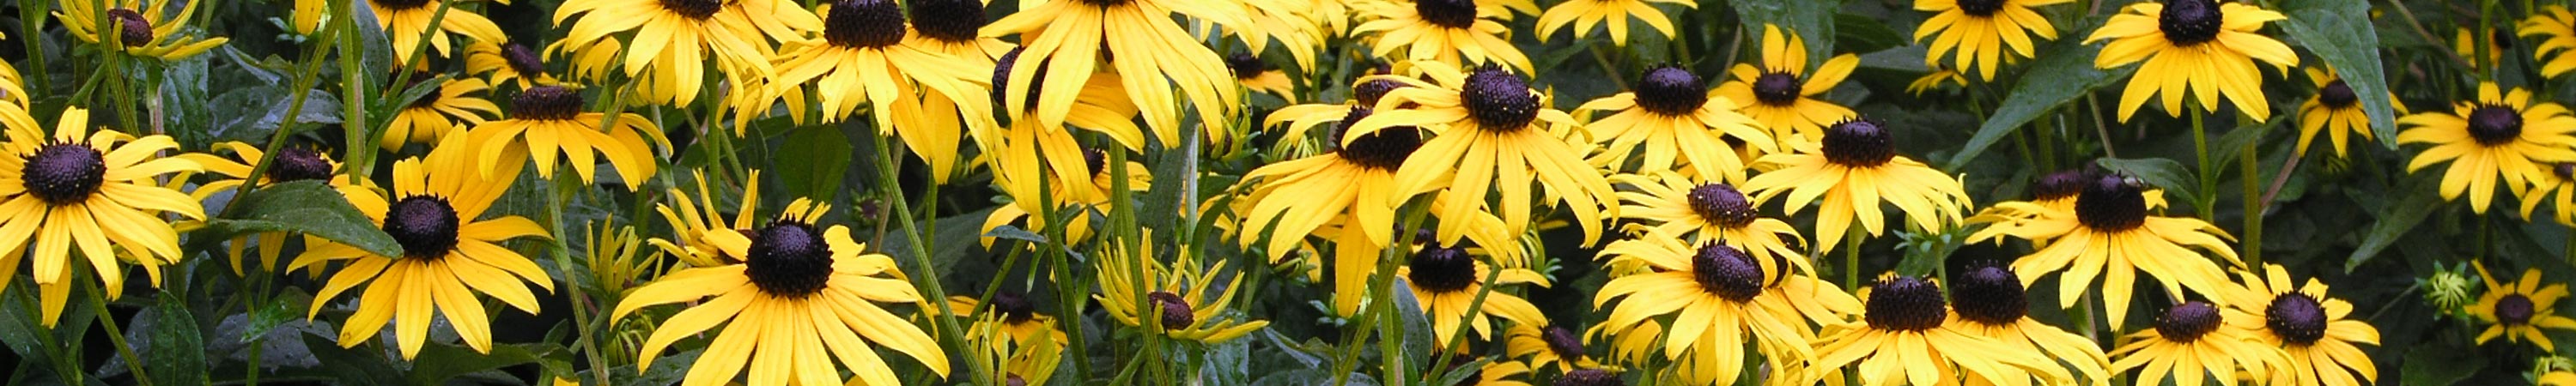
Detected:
[
  {"left": 1947, "top": 263, "right": 2111, "bottom": 384},
  {"left": 1504, "top": 323, "right": 1599, "bottom": 373},
  {"left": 290, "top": 134, "right": 551, "bottom": 359},
  {"left": 368, "top": 0, "right": 507, "bottom": 63},
  {"left": 2472, "top": 261, "right": 2576, "bottom": 352},
  {"left": 2086, "top": 0, "right": 2300, "bottom": 122},
  {"left": 1595, "top": 238, "right": 1859, "bottom": 385},
  {"left": 986, "top": 0, "right": 1251, "bottom": 148},
  {"left": 57, "top": 0, "right": 228, "bottom": 60},
  {"left": 614, "top": 197, "right": 950, "bottom": 386},
  {"left": 978, "top": 49, "right": 1150, "bottom": 231},
  {"left": 1239, "top": 103, "right": 1516, "bottom": 315},
  {"left": 1813, "top": 276, "right": 2068, "bottom": 386},
  {"left": 1905, "top": 63, "right": 1967, "bottom": 95},
  {"left": 2460, "top": 27, "right": 2513, "bottom": 71},
  {"left": 649, "top": 170, "right": 762, "bottom": 268},
  {"left": 1400, "top": 242, "right": 1548, "bottom": 347},
  {"left": 1965, "top": 173, "right": 2239, "bottom": 330},
  {"left": 1534, "top": 0, "right": 1693, "bottom": 45},
  {"left": 938, "top": 293, "right": 1066, "bottom": 358},
  {"left": 1229, "top": 0, "right": 1327, "bottom": 71},
  {"left": 0, "top": 106, "right": 204, "bottom": 327},
  {"left": 2294, "top": 67, "right": 2400, "bottom": 159},
  {"left": 2221, "top": 264, "right": 2381, "bottom": 386},
  {"left": 465, "top": 41, "right": 560, "bottom": 90},
  {"left": 751, "top": 0, "right": 992, "bottom": 184},
  {"left": 1577, "top": 66, "right": 1774, "bottom": 183},
  {"left": 1716, "top": 26, "right": 1860, "bottom": 142},
  {"left": 1914, "top": 0, "right": 2069, "bottom": 80},
  {"left": 1353, "top": 0, "right": 1534, "bottom": 73},
  {"left": 1743, "top": 118, "right": 1971, "bottom": 254},
  {"left": 1096, "top": 232, "right": 1271, "bottom": 343},
  {"left": 465, "top": 85, "right": 671, "bottom": 189},
  {"left": 1346, "top": 63, "right": 1619, "bottom": 247},
  {"left": 978, "top": 147, "right": 1151, "bottom": 248},
  {"left": 553, "top": 0, "right": 818, "bottom": 106},
  {"left": 2111, "top": 300, "right": 2287, "bottom": 386},
  {"left": 1229, "top": 52, "right": 1301, "bottom": 103},
  {"left": 383, "top": 73, "right": 503, "bottom": 152},
  {"left": 2523, "top": 6, "right": 2576, "bottom": 77},
  {"left": 2398, "top": 82, "right": 2576, "bottom": 214},
  {"left": 175, "top": 142, "right": 352, "bottom": 275},
  {"left": 1610, "top": 172, "right": 1805, "bottom": 275}
]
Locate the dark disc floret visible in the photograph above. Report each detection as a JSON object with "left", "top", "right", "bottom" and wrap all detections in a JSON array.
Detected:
[
  {"left": 2499, "top": 293, "right": 2537, "bottom": 325},
  {"left": 1461, "top": 66, "right": 1540, "bottom": 131},
  {"left": 908, "top": 0, "right": 987, "bottom": 43},
  {"left": 268, "top": 148, "right": 337, "bottom": 183},
  {"left": 1227, "top": 52, "right": 1267, "bottom": 80},
  {"left": 2032, "top": 169, "right": 2093, "bottom": 202},
  {"left": 1082, "top": 148, "right": 1108, "bottom": 178},
  {"left": 659, "top": 0, "right": 725, "bottom": 19},
  {"left": 1078, "top": 0, "right": 1133, "bottom": 7},
  {"left": 1004, "top": 375, "right": 1027, "bottom": 386},
  {"left": 2265, "top": 293, "right": 2329, "bottom": 345},
  {"left": 21, "top": 142, "right": 106, "bottom": 205},
  {"left": 1751, "top": 71, "right": 1801, "bottom": 106},
  {"left": 2157, "top": 0, "right": 2223, "bottom": 45},
  {"left": 744, "top": 220, "right": 835, "bottom": 299},
  {"left": 1820, "top": 118, "right": 1895, "bottom": 167},
  {"left": 2496, "top": 28, "right": 2518, "bottom": 50},
  {"left": 502, "top": 43, "right": 547, "bottom": 77},
  {"left": 1634, "top": 66, "right": 1707, "bottom": 116},
  {"left": 2556, "top": 163, "right": 2576, "bottom": 180},
  {"left": 376, "top": 0, "right": 434, "bottom": 9},
  {"left": 2317, "top": 80, "right": 2358, "bottom": 109},
  {"left": 1955, "top": 0, "right": 2004, "bottom": 15},
  {"left": 1949, "top": 263, "right": 2029, "bottom": 326},
  {"left": 2154, "top": 301, "right": 2223, "bottom": 342},
  {"left": 1690, "top": 244, "right": 1765, "bottom": 303},
  {"left": 1686, "top": 183, "right": 1757, "bottom": 229},
  {"left": 1555, "top": 369, "right": 1623, "bottom": 386},
  {"left": 991, "top": 48, "right": 1051, "bottom": 112},
  {"left": 106, "top": 9, "right": 155, "bottom": 47},
  {"left": 1864, "top": 275, "right": 1947, "bottom": 331},
  {"left": 823, "top": 0, "right": 907, "bottom": 48},
  {"left": 1147, "top": 291, "right": 1194, "bottom": 329},
  {"left": 2075, "top": 174, "right": 2148, "bottom": 232},
  {"left": 1416, "top": 0, "right": 1479, "bottom": 28},
  {"left": 1410, "top": 243, "right": 1478, "bottom": 293},
  {"left": 382, "top": 196, "right": 461, "bottom": 260},
  {"left": 991, "top": 291, "right": 1037, "bottom": 323},
  {"left": 1335, "top": 108, "right": 1425, "bottom": 171},
  {"left": 1543, "top": 326, "right": 1586, "bottom": 359},
  {"left": 513, "top": 86, "right": 586, "bottom": 121},
  {"left": 2468, "top": 105, "right": 2524, "bottom": 146},
  {"left": 1355, "top": 79, "right": 1408, "bottom": 108}
]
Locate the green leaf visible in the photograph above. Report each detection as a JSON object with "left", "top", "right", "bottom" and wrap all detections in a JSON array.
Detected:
[
  {"left": 1393, "top": 277, "right": 1432, "bottom": 380},
  {"left": 241, "top": 287, "right": 313, "bottom": 343},
  {"left": 2347, "top": 181, "right": 2443, "bottom": 271},
  {"left": 2094, "top": 158, "right": 2199, "bottom": 211},
  {"left": 407, "top": 343, "right": 543, "bottom": 384},
  {"left": 2278, "top": 0, "right": 2399, "bottom": 149},
  {"left": 1945, "top": 16, "right": 2133, "bottom": 170},
  {"left": 603, "top": 349, "right": 702, "bottom": 385},
  {"left": 1832, "top": 13, "right": 1906, "bottom": 54},
  {"left": 1252, "top": 369, "right": 1376, "bottom": 386},
  {"left": 2399, "top": 346, "right": 2483, "bottom": 386},
  {"left": 1734, "top": 0, "right": 1844, "bottom": 66},
  {"left": 142, "top": 294, "right": 206, "bottom": 386},
  {"left": 198, "top": 181, "right": 404, "bottom": 258},
  {"left": 775, "top": 125, "right": 853, "bottom": 203}
]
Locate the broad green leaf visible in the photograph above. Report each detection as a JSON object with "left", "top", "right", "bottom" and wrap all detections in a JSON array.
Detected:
[
  {"left": 1946, "top": 16, "right": 2132, "bottom": 170},
  {"left": 2094, "top": 158, "right": 2199, "bottom": 212},
  {"left": 407, "top": 343, "right": 543, "bottom": 384},
  {"left": 1733, "top": 0, "right": 1844, "bottom": 66},
  {"left": 241, "top": 287, "right": 314, "bottom": 343},
  {"left": 878, "top": 208, "right": 1000, "bottom": 280},
  {"left": 199, "top": 181, "right": 404, "bottom": 257},
  {"left": 2399, "top": 345, "right": 2483, "bottom": 386},
  {"left": 2346, "top": 182, "right": 2442, "bottom": 271},
  {"left": 1832, "top": 13, "right": 1906, "bottom": 54},
  {"left": 776, "top": 125, "right": 853, "bottom": 203},
  {"left": 2279, "top": 0, "right": 2398, "bottom": 148},
  {"left": 142, "top": 294, "right": 207, "bottom": 386},
  {"left": 1394, "top": 277, "right": 1432, "bottom": 382}
]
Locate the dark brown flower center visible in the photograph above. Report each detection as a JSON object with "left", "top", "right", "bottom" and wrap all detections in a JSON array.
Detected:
[
  {"left": 1752, "top": 71, "right": 1800, "bottom": 106},
  {"left": 1950, "top": 264, "right": 2028, "bottom": 326},
  {"left": 908, "top": 0, "right": 987, "bottom": 43},
  {"left": 2265, "top": 293, "right": 2328, "bottom": 345},
  {"left": 1005, "top": 375, "right": 1027, "bottom": 386},
  {"left": 1543, "top": 326, "right": 1586, "bottom": 359},
  {"left": 2075, "top": 175, "right": 2148, "bottom": 232},
  {"left": 744, "top": 220, "right": 835, "bottom": 299},
  {"left": 1461, "top": 66, "right": 1540, "bottom": 131},
  {"left": 1335, "top": 108, "right": 1424, "bottom": 171},
  {"left": 1081, "top": 148, "right": 1108, "bottom": 178},
  {"left": 1555, "top": 369, "right": 1623, "bottom": 386},
  {"left": 824, "top": 0, "right": 906, "bottom": 48},
  {"left": 269, "top": 148, "right": 337, "bottom": 183},
  {"left": 1355, "top": 79, "right": 1408, "bottom": 107},
  {"left": 1078, "top": 0, "right": 1133, "bottom": 7},
  {"left": 1410, "top": 243, "right": 1477, "bottom": 293},
  {"left": 2158, "top": 0, "right": 2222, "bottom": 45},
  {"left": 1227, "top": 52, "right": 1267, "bottom": 80},
  {"left": 2500, "top": 293, "right": 2537, "bottom": 325},
  {"left": 1417, "top": 0, "right": 1479, "bottom": 28},
  {"left": 2154, "top": 301, "right": 2223, "bottom": 342},
  {"left": 383, "top": 196, "right": 461, "bottom": 261},
  {"left": 2557, "top": 163, "right": 2576, "bottom": 180},
  {"left": 1820, "top": 118, "right": 1895, "bottom": 167},
  {"left": 1147, "top": 291, "right": 1194, "bottom": 329},
  {"left": 2317, "top": 80, "right": 2357, "bottom": 109},
  {"left": 513, "top": 86, "right": 585, "bottom": 121},
  {"left": 1957, "top": 0, "right": 2004, "bottom": 15},
  {"left": 2469, "top": 105, "right": 2524, "bottom": 146},
  {"left": 1865, "top": 276, "right": 1947, "bottom": 332},
  {"left": 22, "top": 142, "right": 105, "bottom": 205},
  {"left": 1686, "top": 184, "right": 1756, "bottom": 229},
  {"left": 991, "top": 292, "right": 1037, "bottom": 323},
  {"left": 659, "top": 0, "right": 726, "bottom": 20},
  {"left": 501, "top": 43, "right": 546, "bottom": 77},
  {"left": 1691, "top": 244, "right": 1765, "bottom": 302},
  {"left": 991, "top": 48, "right": 1050, "bottom": 113},
  {"left": 1635, "top": 66, "right": 1707, "bottom": 116},
  {"left": 106, "top": 9, "right": 154, "bottom": 46},
  {"left": 377, "top": 0, "right": 434, "bottom": 9},
  {"left": 2032, "top": 169, "right": 2093, "bottom": 202}
]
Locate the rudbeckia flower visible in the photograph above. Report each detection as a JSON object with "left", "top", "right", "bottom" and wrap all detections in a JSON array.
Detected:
[
  {"left": 1230, "top": 52, "right": 1300, "bottom": 103},
  {"left": 1242, "top": 104, "right": 1523, "bottom": 316},
  {"left": 1905, "top": 63, "right": 1967, "bottom": 95},
  {"left": 2398, "top": 82, "right": 2576, "bottom": 214},
  {"left": 178, "top": 142, "right": 351, "bottom": 275},
  {"left": 902, "top": 0, "right": 1012, "bottom": 62},
  {"left": 553, "top": 0, "right": 818, "bottom": 106},
  {"left": 986, "top": 0, "right": 1252, "bottom": 148},
  {"left": 1347, "top": 63, "right": 1619, "bottom": 247},
  {"left": 290, "top": 134, "right": 550, "bottom": 359},
  {"left": 979, "top": 147, "right": 1151, "bottom": 247},
  {"left": 648, "top": 170, "right": 763, "bottom": 268},
  {"left": 1229, "top": 0, "right": 1327, "bottom": 71},
  {"left": 367, "top": 0, "right": 507, "bottom": 62},
  {"left": 1812, "top": 275, "right": 2068, "bottom": 386},
  {"left": 2525, "top": 164, "right": 2576, "bottom": 226},
  {"left": 756, "top": 0, "right": 991, "bottom": 184},
  {"left": 1965, "top": 173, "right": 2238, "bottom": 330},
  {"left": 614, "top": 198, "right": 951, "bottom": 386},
  {"left": 1353, "top": 0, "right": 1534, "bottom": 73},
  {"left": 1400, "top": 242, "right": 1548, "bottom": 347},
  {"left": 382, "top": 72, "right": 503, "bottom": 152},
  {"left": 938, "top": 292, "right": 1066, "bottom": 357},
  {"left": 1577, "top": 65, "right": 1773, "bottom": 183},
  {"left": 2111, "top": 301, "right": 2287, "bottom": 386},
  {"left": 57, "top": 0, "right": 229, "bottom": 60},
  {"left": 1947, "top": 263, "right": 2111, "bottom": 384},
  {"left": 2221, "top": 264, "right": 2381, "bottom": 386},
  {"left": 2471, "top": 261, "right": 2576, "bottom": 351},
  {"left": 1594, "top": 240, "right": 1859, "bottom": 385},
  {"left": 1913, "top": 0, "right": 2069, "bottom": 80},
  {"left": 1715, "top": 25, "right": 1859, "bottom": 142},
  {"left": 1095, "top": 232, "right": 1271, "bottom": 343},
  {"left": 1504, "top": 323, "right": 1598, "bottom": 372},
  {"left": 980, "top": 48, "right": 1149, "bottom": 223},
  {"left": 1743, "top": 118, "right": 1971, "bottom": 255},
  {"left": 1610, "top": 172, "right": 1804, "bottom": 274},
  {"left": 465, "top": 85, "right": 671, "bottom": 189},
  {"left": 0, "top": 106, "right": 204, "bottom": 327},
  {"left": 2523, "top": 6, "right": 2576, "bottom": 77},
  {"left": 2295, "top": 67, "right": 2399, "bottom": 159},
  {"left": 465, "top": 41, "right": 559, "bottom": 90},
  {"left": 2086, "top": 0, "right": 2299, "bottom": 122},
  {"left": 2459, "top": 27, "right": 2514, "bottom": 71},
  {"left": 1262, "top": 75, "right": 1407, "bottom": 158},
  {"left": 1534, "top": 0, "right": 1692, "bottom": 45}
]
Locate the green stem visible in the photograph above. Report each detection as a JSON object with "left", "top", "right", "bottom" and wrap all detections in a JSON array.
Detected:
[
  {"left": 868, "top": 132, "right": 993, "bottom": 383},
  {"left": 1844, "top": 230, "right": 1863, "bottom": 289},
  {"left": 1035, "top": 184, "right": 1091, "bottom": 382},
  {"left": 2478, "top": 0, "right": 2496, "bottom": 81},
  {"left": 225, "top": 19, "right": 341, "bottom": 207},
  {"left": 2191, "top": 109, "right": 2213, "bottom": 220},
  {"left": 332, "top": 0, "right": 373, "bottom": 178},
  {"left": 2240, "top": 131, "right": 2263, "bottom": 266},
  {"left": 1422, "top": 266, "right": 1507, "bottom": 385},
  {"left": 545, "top": 174, "right": 614, "bottom": 386},
  {"left": 1333, "top": 199, "right": 1432, "bottom": 386},
  {"left": 17, "top": 0, "right": 50, "bottom": 97},
  {"left": 1104, "top": 146, "right": 1161, "bottom": 383},
  {"left": 82, "top": 271, "right": 155, "bottom": 386},
  {"left": 15, "top": 279, "right": 82, "bottom": 385}
]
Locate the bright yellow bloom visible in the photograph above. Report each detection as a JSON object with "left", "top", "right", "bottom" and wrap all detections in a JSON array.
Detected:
[
  {"left": 0, "top": 106, "right": 204, "bottom": 327},
  {"left": 553, "top": 0, "right": 818, "bottom": 106},
  {"left": 1595, "top": 238, "right": 1859, "bottom": 385},
  {"left": 1814, "top": 276, "right": 2067, "bottom": 386},
  {"left": 986, "top": 0, "right": 1251, "bottom": 148},
  {"left": 291, "top": 134, "right": 551, "bottom": 359},
  {"left": 1400, "top": 243, "right": 1548, "bottom": 347},
  {"left": 2524, "top": 6, "right": 2576, "bottom": 77},
  {"left": 2087, "top": 0, "right": 2300, "bottom": 122},
  {"left": 1743, "top": 118, "right": 1971, "bottom": 255},
  {"left": 1353, "top": 0, "right": 1534, "bottom": 73},
  {"left": 1096, "top": 232, "right": 1270, "bottom": 343},
  {"left": 2472, "top": 261, "right": 2576, "bottom": 352},
  {"left": 1715, "top": 26, "right": 1859, "bottom": 142},
  {"left": 1535, "top": 0, "right": 1693, "bottom": 45},
  {"left": 466, "top": 86, "right": 670, "bottom": 190},
  {"left": 2221, "top": 264, "right": 2381, "bottom": 386},
  {"left": 2294, "top": 67, "right": 2400, "bottom": 159},
  {"left": 1347, "top": 63, "right": 1619, "bottom": 247},
  {"left": 1610, "top": 172, "right": 1806, "bottom": 275},
  {"left": 751, "top": 0, "right": 992, "bottom": 184},
  {"left": 58, "top": 0, "right": 228, "bottom": 60},
  {"left": 368, "top": 0, "right": 508, "bottom": 63},
  {"left": 1965, "top": 173, "right": 2239, "bottom": 330},
  {"left": 649, "top": 170, "right": 762, "bottom": 268},
  {"left": 1577, "top": 66, "right": 1773, "bottom": 183},
  {"left": 176, "top": 142, "right": 352, "bottom": 275},
  {"left": 1914, "top": 0, "right": 2069, "bottom": 79},
  {"left": 2111, "top": 300, "right": 2288, "bottom": 386},
  {"left": 383, "top": 73, "right": 503, "bottom": 153},
  {"left": 2398, "top": 82, "right": 2576, "bottom": 214},
  {"left": 465, "top": 40, "right": 560, "bottom": 90}
]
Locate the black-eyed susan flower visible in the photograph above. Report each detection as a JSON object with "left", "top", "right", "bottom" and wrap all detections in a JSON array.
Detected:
[
  {"left": 2524, "top": 6, "right": 2576, "bottom": 77},
  {"left": 1096, "top": 232, "right": 1270, "bottom": 343},
  {"left": 2111, "top": 301, "right": 2286, "bottom": 386},
  {"left": 0, "top": 106, "right": 204, "bottom": 327},
  {"left": 2472, "top": 261, "right": 2576, "bottom": 351},
  {"left": 384, "top": 72, "right": 502, "bottom": 153},
  {"left": 553, "top": 0, "right": 817, "bottom": 106},
  {"left": 466, "top": 85, "right": 670, "bottom": 189},
  {"left": 1966, "top": 173, "right": 2238, "bottom": 329},
  {"left": 904, "top": 0, "right": 1011, "bottom": 62},
  {"left": 980, "top": 48, "right": 1149, "bottom": 222},
  {"left": 1609, "top": 172, "right": 1804, "bottom": 274},
  {"left": 1947, "top": 262, "right": 2111, "bottom": 384},
  {"left": 1348, "top": 63, "right": 1619, "bottom": 247},
  {"left": 57, "top": 0, "right": 228, "bottom": 60},
  {"left": 1534, "top": 0, "right": 1692, "bottom": 46},
  {"left": 178, "top": 142, "right": 351, "bottom": 275},
  {"left": 1905, "top": 63, "right": 1967, "bottom": 95},
  {"left": 368, "top": 0, "right": 507, "bottom": 62},
  {"left": 994, "top": 326, "right": 1064, "bottom": 386},
  {"left": 2086, "top": 0, "right": 2299, "bottom": 122},
  {"left": 1578, "top": 65, "right": 1773, "bottom": 183},
  {"left": 1812, "top": 275, "right": 2068, "bottom": 386},
  {"left": 615, "top": 197, "right": 951, "bottom": 386},
  {"left": 2526, "top": 164, "right": 2576, "bottom": 226},
  {"left": 756, "top": 0, "right": 990, "bottom": 184},
  {"left": 465, "top": 41, "right": 558, "bottom": 90},
  {"left": 2221, "top": 264, "right": 2380, "bottom": 386},
  {"left": 941, "top": 292, "right": 1065, "bottom": 357},
  {"left": 986, "top": 0, "right": 1250, "bottom": 148},
  {"left": 2400, "top": 82, "right": 2576, "bottom": 213},
  {"left": 1242, "top": 105, "right": 1528, "bottom": 316},
  {"left": 1400, "top": 242, "right": 1548, "bottom": 347},
  {"left": 648, "top": 170, "right": 763, "bottom": 268},
  {"left": 1593, "top": 239, "right": 1857, "bottom": 384},
  {"left": 290, "top": 134, "right": 550, "bottom": 359},
  {"left": 2460, "top": 27, "right": 2513, "bottom": 71},
  {"left": 1230, "top": 0, "right": 1326, "bottom": 71},
  {"left": 2295, "top": 67, "right": 2397, "bottom": 159},
  {"left": 1352, "top": 0, "right": 1534, "bottom": 73},
  {"left": 1715, "top": 26, "right": 1859, "bottom": 142},
  {"left": 1230, "top": 52, "right": 1300, "bottom": 103},
  {"left": 1742, "top": 118, "right": 1971, "bottom": 255},
  {"left": 978, "top": 147, "right": 1151, "bottom": 247},
  {"left": 1913, "top": 0, "right": 2069, "bottom": 80},
  {"left": 1262, "top": 75, "right": 1408, "bottom": 157},
  {"left": 1505, "top": 323, "right": 1597, "bottom": 373}
]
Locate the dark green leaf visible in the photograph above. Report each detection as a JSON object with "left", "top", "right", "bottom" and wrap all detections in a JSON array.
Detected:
[
  {"left": 1946, "top": 16, "right": 2132, "bottom": 170},
  {"left": 241, "top": 287, "right": 313, "bottom": 343},
  {"left": 981, "top": 225, "right": 1048, "bottom": 244},
  {"left": 1393, "top": 277, "right": 1431, "bottom": 380},
  {"left": 2399, "top": 345, "right": 2483, "bottom": 386},
  {"left": 157, "top": 56, "right": 214, "bottom": 149},
  {"left": 1251, "top": 369, "right": 1376, "bottom": 386},
  {"left": 142, "top": 294, "right": 206, "bottom": 386},
  {"left": 407, "top": 343, "right": 543, "bottom": 384},
  {"left": 2094, "top": 158, "right": 2199, "bottom": 211},
  {"left": 879, "top": 208, "right": 999, "bottom": 281},
  {"left": 198, "top": 181, "right": 403, "bottom": 257},
  {"left": 602, "top": 348, "right": 701, "bottom": 385},
  {"left": 302, "top": 333, "right": 402, "bottom": 385},
  {"left": 1832, "top": 13, "right": 1906, "bottom": 54},
  {"left": 2278, "top": 0, "right": 2399, "bottom": 149},
  {"left": 2347, "top": 181, "right": 2443, "bottom": 271},
  {"left": 775, "top": 125, "right": 853, "bottom": 203},
  {"left": 1734, "top": 0, "right": 1844, "bottom": 66}
]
